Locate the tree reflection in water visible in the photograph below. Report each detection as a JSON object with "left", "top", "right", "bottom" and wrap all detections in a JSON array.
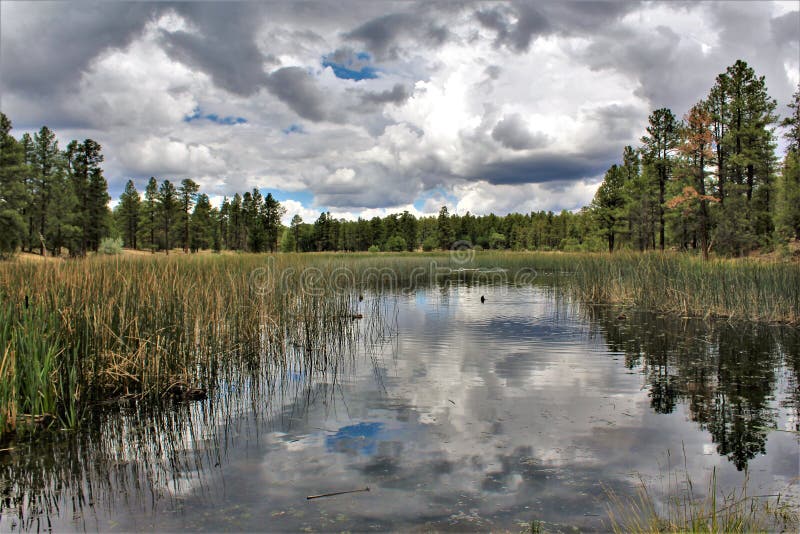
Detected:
[{"left": 589, "top": 307, "right": 795, "bottom": 471}]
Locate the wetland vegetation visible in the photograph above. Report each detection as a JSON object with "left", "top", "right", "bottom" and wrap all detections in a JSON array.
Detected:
[{"left": 0, "top": 261, "right": 798, "bottom": 531}]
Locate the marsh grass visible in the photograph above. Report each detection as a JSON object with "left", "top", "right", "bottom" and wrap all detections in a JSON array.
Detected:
[
  {"left": 572, "top": 252, "right": 800, "bottom": 323},
  {"left": 605, "top": 466, "right": 798, "bottom": 533},
  {"left": 0, "top": 254, "right": 368, "bottom": 438},
  {"left": 0, "top": 250, "right": 797, "bottom": 439}
]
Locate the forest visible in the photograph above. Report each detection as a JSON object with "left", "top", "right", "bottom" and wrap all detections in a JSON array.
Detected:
[{"left": 1, "top": 59, "right": 798, "bottom": 259}]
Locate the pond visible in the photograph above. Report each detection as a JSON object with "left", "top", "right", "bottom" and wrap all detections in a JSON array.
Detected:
[{"left": 1, "top": 284, "right": 798, "bottom": 531}]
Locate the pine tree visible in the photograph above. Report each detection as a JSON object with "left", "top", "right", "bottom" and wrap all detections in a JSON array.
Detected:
[
  {"left": 190, "top": 193, "right": 213, "bottom": 251},
  {"left": 262, "top": 193, "right": 285, "bottom": 252},
  {"left": 64, "top": 139, "right": 107, "bottom": 254},
  {"left": 228, "top": 193, "right": 244, "bottom": 250},
  {"left": 118, "top": 180, "right": 141, "bottom": 249},
  {"left": 31, "top": 126, "right": 60, "bottom": 255},
  {"left": 0, "top": 113, "right": 27, "bottom": 257},
  {"left": 592, "top": 165, "right": 626, "bottom": 252},
  {"left": 290, "top": 214, "right": 303, "bottom": 252},
  {"left": 437, "top": 206, "right": 454, "bottom": 250},
  {"left": 713, "top": 60, "right": 778, "bottom": 247},
  {"left": 158, "top": 180, "right": 179, "bottom": 253},
  {"left": 776, "top": 85, "right": 800, "bottom": 240},
  {"left": 85, "top": 141, "right": 110, "bottom": 252},
  {"left": 178, "top": 178, "right": 199, "bottom": 253},
  {"left": 399, "top": 210, "right": 418, "bottom": 251},
  {"left": 675, "top": 102, "right": 716, "bottom": 258},
  {"left": 138, "top": 177, "right": 159, "bottom": 252},
  {"left": 16, "top": 133, "right": 35, "bottom": 252},
  {"left": 641, "top": 108, "right": 679, "bottom": 250},
  {"left": 243, "top": 190, "right": 264, "bottom": 252}
]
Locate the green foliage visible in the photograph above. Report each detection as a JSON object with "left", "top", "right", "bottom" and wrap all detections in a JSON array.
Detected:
[
  {"left": 178, "top": 178, "right": 199, "bottom": 252},
  {"left": 775, "top": 151, "right": 800, "bottom": 240},
  {"left": 641, "top": 107, "right": 680, "bottom": 250},
  {"left": 592, "top": 164, "right": 627, "bottom": 252},
  {"left": 384, "top": 234, "right": 407, "bottom": 251},
  {"left": 189, "top": 193, "right": 215, "bottom": 251},
  {"left": 0, "top": 210, "right": 25, "bottom": 258},
  {"left": 117, "top": 179, "right": 140, "bottom": 249},
  {"left": 437, "top": 206, "right": 455, "bottom": 250},
  {"left": 279, "top": 227, "right": 296, "bottom": 252},
  {"left": 158, "top": 179, "right": 179, "bottom": 252},
  {"left": 421, "top": 235, "right": 437, "bottom": 251},
  {"left": 367, "top": 244, "right": 380, "bottom": 253},
  {"left": 98, "top": 236, "right": 123, "bottom": 255},
  {"left": 488, "top": 231, "right": 506, "bottom": 249}
]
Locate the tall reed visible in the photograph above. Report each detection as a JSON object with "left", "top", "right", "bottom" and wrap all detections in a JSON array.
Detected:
[{"left": 0, "top": 251, "right": 796, "bottom": 438}]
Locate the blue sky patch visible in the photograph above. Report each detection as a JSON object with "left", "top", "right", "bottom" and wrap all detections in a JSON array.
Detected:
[
  {"left": 322, "top": 52, "right": 379, "bottom": 81},
  {"left": 184, "top": 107, "right": 247, "bottom": 125},
  {"left": 325, "top": 422, "right": 385, "bottom": 456},
  {"left": 413, "top": 187, "right": 457, "bottom": 212},
  {"left": 283, "top": 123, "right": 306, "bottom": 135},
  {"left": 262, "top": 188, "right": 315, "bottom": 206}
]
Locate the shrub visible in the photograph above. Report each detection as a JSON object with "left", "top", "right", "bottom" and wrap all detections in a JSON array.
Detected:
[
  {"left": 98, "top": 237, "right": 123, "bottom": 255},
  {"left": 422, "top": 236, "right": 438, "bottom": 252},
  {"left": 384, "top": 235, "right": 407, "bottom": 252},
  {"left": 367, "top": 245, "right": 381, "bottom": 253}
]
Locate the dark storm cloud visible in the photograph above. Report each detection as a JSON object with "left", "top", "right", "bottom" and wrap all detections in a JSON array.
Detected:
[
  {"left": 475, "top": 1, "right": 640, "bottom": 53},
  {"left": 476, "top": 4, "right": 549, "bottom": 53},
  {"left": 0, "top": 2, "right": 155, "bottom": 98},
  {"left": 770, "top": 10, "right": 800, "bottom": 46},
  {"left": 468, "top": 152, "right": 611, "bottom": 185},
  {"left": 344, "top": 12, "right": 451, "bottom": 60},
  {"left": 265, "top": 67, "right": 338, "bottom": 123},
  {"left": 586, "top": 104, "right": 644, "bottom": 142},
  {"left": 491, "top": 114, "right": 549, "bottom": 150},
  {"left": 160, "top": 3, "right": 269, "bottom": 96},
  {"left": 360, "top": 84, "right": 410, "bottom": 105}
]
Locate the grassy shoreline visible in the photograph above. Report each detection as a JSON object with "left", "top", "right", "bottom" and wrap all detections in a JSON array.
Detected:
[{"left": 0, "top": 250, "right": 798, "bottom": 438}]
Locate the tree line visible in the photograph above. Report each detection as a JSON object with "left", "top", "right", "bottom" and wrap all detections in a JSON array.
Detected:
[
  {"left": 1, "top": 59, "right": 798, "bottom": 258},
  {"left": 0, "top": 118, "right": 110, "bottom": 258},
  {"left": 591, "top": 60, "right": 799, "bottom": 257}
]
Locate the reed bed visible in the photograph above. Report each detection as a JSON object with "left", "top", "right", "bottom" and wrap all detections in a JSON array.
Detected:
[
  {"left": 0, "top": 254, "right": 365, "bottom": 438},
  {"left": 570, "top": 252, "right": 800, "bottom": 323},
  {"left": 0, "top": 250, "right": 797, "bottom": 439}
]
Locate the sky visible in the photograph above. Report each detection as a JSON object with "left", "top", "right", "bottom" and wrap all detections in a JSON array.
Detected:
[{"left": 1, "top": 1, "right": 798, "bottom": 224}]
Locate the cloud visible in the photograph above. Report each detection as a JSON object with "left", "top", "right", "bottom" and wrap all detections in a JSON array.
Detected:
[
  {"left": 360, "top": 84, "right": 410, "bottom": 105},
  {"left": 158, "top": 3, "right": 273, "bottom": 96},
  {"left": 476, "top": 4, "right": 550, "bottom": 53},
  {"left": 265, "top": 67, "right": 341, "bottom": 123},
  {"left": 344, "top": 12, "right": 451, "bottom": 60},
  {"left": 2, "top": 0, "right": 794, "bottom": 219},
  {"left": 467, "top": 152, "right": 610, "bottom": 185},
  {"left": 771, "top": 11, "right": 800, "bottom": 46},
  {"left": 491, "top": 114, "right": 549, "bottom": 150}
]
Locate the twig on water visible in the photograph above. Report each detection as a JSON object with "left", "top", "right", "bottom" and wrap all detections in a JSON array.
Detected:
[{"left": 307, "top": 487, "right": 370, "bottom": 500}]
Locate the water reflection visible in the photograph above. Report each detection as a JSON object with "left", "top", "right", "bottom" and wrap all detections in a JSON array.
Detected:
[
  {"left": 0, "top": 285, "right": 798, "bottom": 531},
  {"left": 589, "top": 308, "right": 795, "bottom": 470}
]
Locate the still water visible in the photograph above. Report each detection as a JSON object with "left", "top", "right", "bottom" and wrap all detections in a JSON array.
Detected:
[{"left": 1, "top": 285, "right": 798, "bottom": 531}]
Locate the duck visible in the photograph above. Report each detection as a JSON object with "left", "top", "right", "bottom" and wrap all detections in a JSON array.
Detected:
[{"left": 480, "top": 295, "right": 486, "bottom": 303}]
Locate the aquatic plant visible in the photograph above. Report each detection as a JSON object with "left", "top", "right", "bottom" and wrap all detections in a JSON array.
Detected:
[{"left": 604, "top": 465, "right": 798, "bottom": 533}]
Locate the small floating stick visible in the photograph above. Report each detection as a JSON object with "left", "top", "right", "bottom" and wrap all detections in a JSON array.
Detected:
[{"left": 307, "top": 487, "right": 370, "bottom": 500}]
